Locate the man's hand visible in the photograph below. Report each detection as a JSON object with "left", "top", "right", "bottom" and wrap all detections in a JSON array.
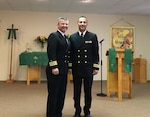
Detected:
[
  {"left": 93, "top": 70, "right": 99, "bottom": 75},
  {"left": 52, "top": 68, "right": 59, "bottom": 75},
  {"left": 68, "top": 69, "right": 72, "bottom": 74}
]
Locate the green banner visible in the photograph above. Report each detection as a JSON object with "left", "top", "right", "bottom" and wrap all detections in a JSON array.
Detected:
[
  {"left": 124, "top": 49, "right": 132, "bottom": 72},
  {"left": 7, "top": 29, "right": 17, "bottom": 39},
  {"left": 13, "top": 29, "right": 16, "bottom": 39},
  {"left": 109, "top": 48, "right": 116, "bottom": 72},
  {"left": 8, "top": 29, "right": 12, "bottom": 39}
]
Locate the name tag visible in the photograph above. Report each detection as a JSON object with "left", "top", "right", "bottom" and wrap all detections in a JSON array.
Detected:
[{"left": 85, "top": 41, "right": 92, "bottom": 43}]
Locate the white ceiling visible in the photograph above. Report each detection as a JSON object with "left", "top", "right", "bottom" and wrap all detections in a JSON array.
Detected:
[{"left": 0, "top": 0, "right": 150, "bottom": 16}]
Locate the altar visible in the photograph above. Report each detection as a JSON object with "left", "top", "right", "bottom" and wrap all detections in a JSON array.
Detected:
[
  {"left": 19, "top": 52, "right": 72, "bottom": 85},
  {"left": 19, "top": 52, "right": 48, "bottom": 85}
]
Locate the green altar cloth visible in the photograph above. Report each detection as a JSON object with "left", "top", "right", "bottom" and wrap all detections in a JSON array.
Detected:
[
  {"left": 19, "top": 52, "right": 48, "bottom": 66},
  {"left": 108, "top": 48, "right": 116, "bottom": 72},
  {"left": 124, "top": 49, "right": 132, "bottom": 72}
]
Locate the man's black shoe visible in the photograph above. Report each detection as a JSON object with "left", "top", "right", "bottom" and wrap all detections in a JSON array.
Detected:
[
  {"left": 85, "top": 114, "right": 91, "bottom": 117},
  {"left": 74, "top": 114, "right": 81, "bottom": 117}
]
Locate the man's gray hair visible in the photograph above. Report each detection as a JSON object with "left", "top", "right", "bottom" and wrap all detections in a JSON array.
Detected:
[{"left": 57, "top": 17, "right": 69, "bottom": 22}]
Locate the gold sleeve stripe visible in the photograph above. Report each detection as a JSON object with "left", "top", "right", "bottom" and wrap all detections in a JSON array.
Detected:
[
  {"left": 93, "top": 63, "right": 99, "bottom": 68},
  {"left": 49, "top": 61, "right": 58, "bottom": 66},
  {"left": 68, "top": 63, "right": 72, "bottom": 67}
]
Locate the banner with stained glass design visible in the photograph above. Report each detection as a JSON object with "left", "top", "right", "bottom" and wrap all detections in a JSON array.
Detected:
[{"left": 110, "top": 26, "right": 135, "bottom": 49}]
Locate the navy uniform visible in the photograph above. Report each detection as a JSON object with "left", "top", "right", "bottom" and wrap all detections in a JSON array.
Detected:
[
  {"left": 46, "top": 31, "right": 70, "bottom": 117},
  {"left": 70, "top": 31, "right": 99, "bottom": 116}
]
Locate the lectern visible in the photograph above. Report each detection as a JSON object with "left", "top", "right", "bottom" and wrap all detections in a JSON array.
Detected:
[
  {"left": 134, "top": 58, "right": 147, "bottom": 83},
  {"left": 107, "top": 48, "right": 133, "bottom": 102}
]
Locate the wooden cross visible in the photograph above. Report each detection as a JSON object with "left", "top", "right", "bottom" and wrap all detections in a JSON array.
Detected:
[{"left": 6, "top": 24, "right": 18, "bottom": 83}]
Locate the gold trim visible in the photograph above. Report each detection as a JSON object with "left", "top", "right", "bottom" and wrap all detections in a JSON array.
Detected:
[
  {"left": 49, "top": 61, "right": 58, "bottom": 66},
  {"left": 68, "top": 63, "right": 72, "bottom": 67},
  {"left": 93, "top": 63, "right": 99, "bottom": 68}
]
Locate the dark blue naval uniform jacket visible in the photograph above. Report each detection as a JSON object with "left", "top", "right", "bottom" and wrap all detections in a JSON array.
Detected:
[
  {"left": 46, "top": 31, "right": 70, "bottom": 75},
  {"left": 46, "top": 30, "right": 71, "bottom": 117},
  {"left": 70, "top": 31, "right": 99, "bottom": 77}
]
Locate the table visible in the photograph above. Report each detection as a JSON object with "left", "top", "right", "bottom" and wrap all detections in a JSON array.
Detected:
[
  {"left": 19, "top": 52, "right": 73, "bottom": 85},
  {"left": 19, "top": 52, "right": 48, "bottom": 85}
]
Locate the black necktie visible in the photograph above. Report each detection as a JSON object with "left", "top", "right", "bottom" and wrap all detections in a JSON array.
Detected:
[
  {"left": 80, "top": 33, "right": 84, "bottom": 37},
  {"left": 64, "top": 35, "right": 67, "bottom": 38},
  {"left": 64, "top": 35, "right": 69, "bottom": 44}
]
